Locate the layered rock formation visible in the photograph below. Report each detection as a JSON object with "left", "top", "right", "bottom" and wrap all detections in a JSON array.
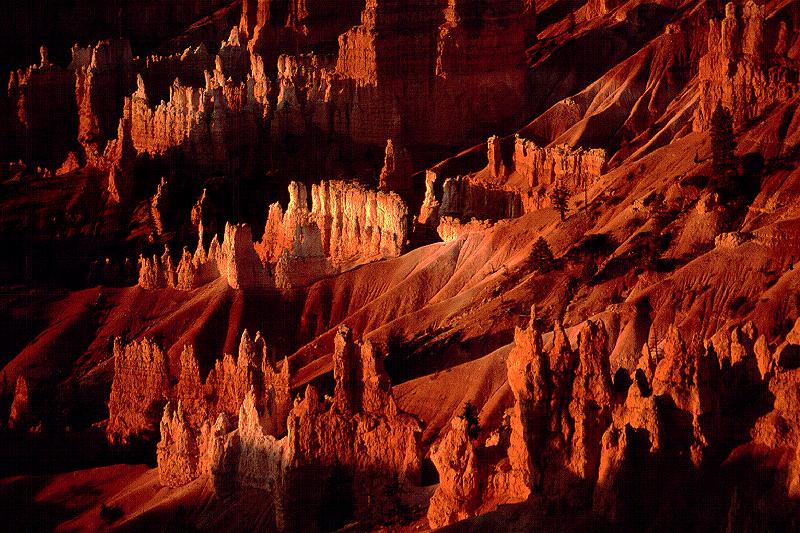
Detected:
[
  {"left": 95, "top": 28, "right": 271, "bottom": 194},
  {"left": 425, "top": 307, "right": 797, "bottom": 529},
  {"left": 258, "top": 180, "right": 407, "bottom": 286},
  {"left": 239, "top": 0, "right": 363, "bottom": 58},
  {"left": 271, "top": 0, "right": 530, "bottom": 148},
  {"left": 149, "top": 177, "right": 169, "bottom": 236},
  {"left": 440, "top": 176, "right": 523, "bottom": 222},
  {"left": 695, "top": 1, "right": 799, "bottom": 131},
  {"left": 503, "top": 315, "right": 613, "bottom": 509},
  {"left": 378, "top": 138, "right": 413, "bottom": 192},
  {"left": 139, "top": 178, "right": 407, "bottom": 291},
  {"left": 155, "top": 325, "right": 422, "bottom": 530},
  {"left": 108, "top": 329, "right": 290, "bottom": 448},
  {"left": 106, "top": 338, "right": 170, "bottom": 445},
  {"left": 258, "top": 180, "right": 408, "bottom": 272},
  {"left": 7, "top": 376, "right": 33, "bottom": 430},
  {"left": 139, "top": 222, "right": 273, "bottom": 290},
  {"left": 511, "top": 136, "right": 608, "bottom": 209},
  {"left": 138, "top": 45, "right": 214, "bottom": 105},
  {"left": 6, "top": 46, "right": 78, "bottom": 165},
  {"left": 73, "top": 39, "right": 135, "bottom": 157},
  {"left": 419, "top": 135, "right": 607, "bottom": 240},
  {"left": 427, "top": 414, "right": 484, "bottom": 528}
]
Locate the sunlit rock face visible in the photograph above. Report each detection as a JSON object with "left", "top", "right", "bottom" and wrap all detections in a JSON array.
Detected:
[
  {"left": 138, "top": 179, "right": 407, "bottom": 290},
  {"left": 153, "top": 325, "right": 422, "bottom": 530},
  {"left": 106, "top": 338, "right": 170, "bottom": 446},
  {"left": 695, "top": 1, "right": 798, "bottom": 132}
]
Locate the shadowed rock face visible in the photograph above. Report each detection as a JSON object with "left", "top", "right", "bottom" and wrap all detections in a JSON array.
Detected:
[
  {"left": 418, "top": 135, "right": 608, "bottom": 240},
  {"left": 73, "top": 39, "right": 135, "bottom": 157},
  {"left": 153, "top": 325, "right": 422, "bottom": 530},
  {"left": 269, "top": 0, "right": 531, "bottom": 148},
  {"left": 5, "top": 0, "right": 800, "bottom": 531},
  {"left": 425, "top": 311, "right": 800, "bottom": 530},
  {"left": 695, "top": 1, "right": 799, "bottom": 132}
]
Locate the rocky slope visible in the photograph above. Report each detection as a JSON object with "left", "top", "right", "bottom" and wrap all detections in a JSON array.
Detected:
[{"left": 2, "top": 0, "right": 800, "bottom": 531}]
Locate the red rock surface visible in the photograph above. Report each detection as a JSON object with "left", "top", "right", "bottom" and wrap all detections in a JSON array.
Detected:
[{"left": 4, "top": 0, "right": 800, "bottom": 531}]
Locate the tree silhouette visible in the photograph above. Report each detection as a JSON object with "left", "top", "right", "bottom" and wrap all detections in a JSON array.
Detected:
[
  {"left": 529, "top": 237, "right": 555, "bottom": 273},
  {"left": 710, "top": 101, "right": 736, "bottom": 180},
  {"left": 550, "top": 184, "right": 570, "bottom": 221},
  {"left": 461, "top": 401, "right": 481, "bottom": 441}
]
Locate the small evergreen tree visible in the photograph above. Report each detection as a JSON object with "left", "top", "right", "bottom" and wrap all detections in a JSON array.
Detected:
[
  {"left": 529, "top": 237, "right": 555, "bottom": 273},
  {"left": 550, "top": 184, "right": 570, "bottom": 221},
  {"left": 710, "top": 101, "right": 736, "bottom": 179},
  {"left": 461, "top": 401, "right": 481, "bottom": 441}
]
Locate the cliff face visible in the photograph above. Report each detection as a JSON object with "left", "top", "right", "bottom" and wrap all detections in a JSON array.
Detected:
[
  {"left": 107, "top": 330, "right": 290, "bottom": 448},
  {"left": 138, "top": 179, "right": 407, "bottom": 291},
  {"left": 240, "top": 0, "right": 363, "bottom": 59},
  {"left": 154, "top": 325, "right": 422, "bottom": 530},
  {"left": 6, "top": 47, "right": 78, "bottom": 166},
  {"left": 138, "top": 45, "right": 214, "bottom": 107},
  {"left": 73, "top": 39, "right": 135, "bottom": 157},
  {"left": 512, "top": 136, "right": 607, "bottom": 208},
  {"left": 257, "top": 180, "right": 408, "bottom": 286},
  {"left": 106, "top": 338, "right": 170, "bottom": 445},
  {"left": 107, "top": 29, "right": 270, "bottom": 182},
  {"left": 139, "top": 222, "right": 273, "bottom": 290},
  {"left": 427, "top": 415, "right": 483, "bottom": 528},
  {"left": 7, "top": 376, "right": 33, "bottom": 430},
  {"left": 219, "top": 223, "right": 273, "bottom": 289},
  {"left": 694, "top": 1, "right": 799, "bottom": 131},
  {"left": 420, "top": 135, "right": 607, "bottom": 240},
  {"left": 271, "top": 0, "right": 530, "bottom": 148},
  {"left": 426, "top": 309, "right": 800, "bottom": 529},
  {"left": 378, "top": 138, "right": 413, "bottom": 192}
]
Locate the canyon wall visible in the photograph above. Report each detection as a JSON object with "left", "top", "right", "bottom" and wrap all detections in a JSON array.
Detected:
[
  {"left": 154, "top": 325, "right": 423, "bottom": 530},
  {"left": 6, "top": 47, "right": 78, "bottom": 166},
  {"left": 240, "top": 0, "right": 363, "bottom": 59},
  {"left": 91, "top": 27, "right": 272, "bottom": 202},
  {"left": 428, "top": 309, "right": 800, "bottom": 529},
  {"left": 123, "top": 34, "right": 268, "bottom": 174},
  {"left": 139, "top": 179, "right": 408, "bottom": 290},
  {"left": 106, "top": 338, "right": 170, "bottom": 445},
  {"left": 694, "top": 1, "right": 799, "bottom": 131},
  {"left": 137, "top": 45, "right": 214, "bottom": 106},
  {"left": 73, "top": 39, "right": 135, "bottom": 157},
  {"left": 420, "top": 136, "right": 607, "bottom": 241},
  {"left": 271, "top": 0, "right": 531, "bottom": 148}
]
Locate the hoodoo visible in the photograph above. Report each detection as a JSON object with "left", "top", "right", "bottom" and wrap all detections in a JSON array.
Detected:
[{"left": 3, "top": 0, "right": 800, "bottom": 531}]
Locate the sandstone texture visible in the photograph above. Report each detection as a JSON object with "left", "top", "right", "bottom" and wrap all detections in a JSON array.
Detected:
[
  {"left": 106, "top": 338, "right": 170, "bottom": 445},
  {"left": 695, "top": 1, "right": 799, "bottom": 131},
  {"left": 152, "top": 325, "right": 422, "bottom": 529},
  {"left": 6, "top": 0, "right": 800, "bottom": 532}
]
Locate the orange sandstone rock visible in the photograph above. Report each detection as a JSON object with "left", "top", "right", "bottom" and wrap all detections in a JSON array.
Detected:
[{"left": 106, "top": 337, "right": 170, "bottom": 445}]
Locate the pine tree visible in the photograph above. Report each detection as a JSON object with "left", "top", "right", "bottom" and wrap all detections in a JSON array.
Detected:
[
  {"left": 461, "top": 401, "right": 481, "bottom": 441},
  {"left": 529, "top": 237, "right": 555, "bottom": 273},
  {"left": 550, "top": 184, "right": 570, "bottom": 221},
  {"left": 710, "top": 101, "right": 736, "bottom": 179}
]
